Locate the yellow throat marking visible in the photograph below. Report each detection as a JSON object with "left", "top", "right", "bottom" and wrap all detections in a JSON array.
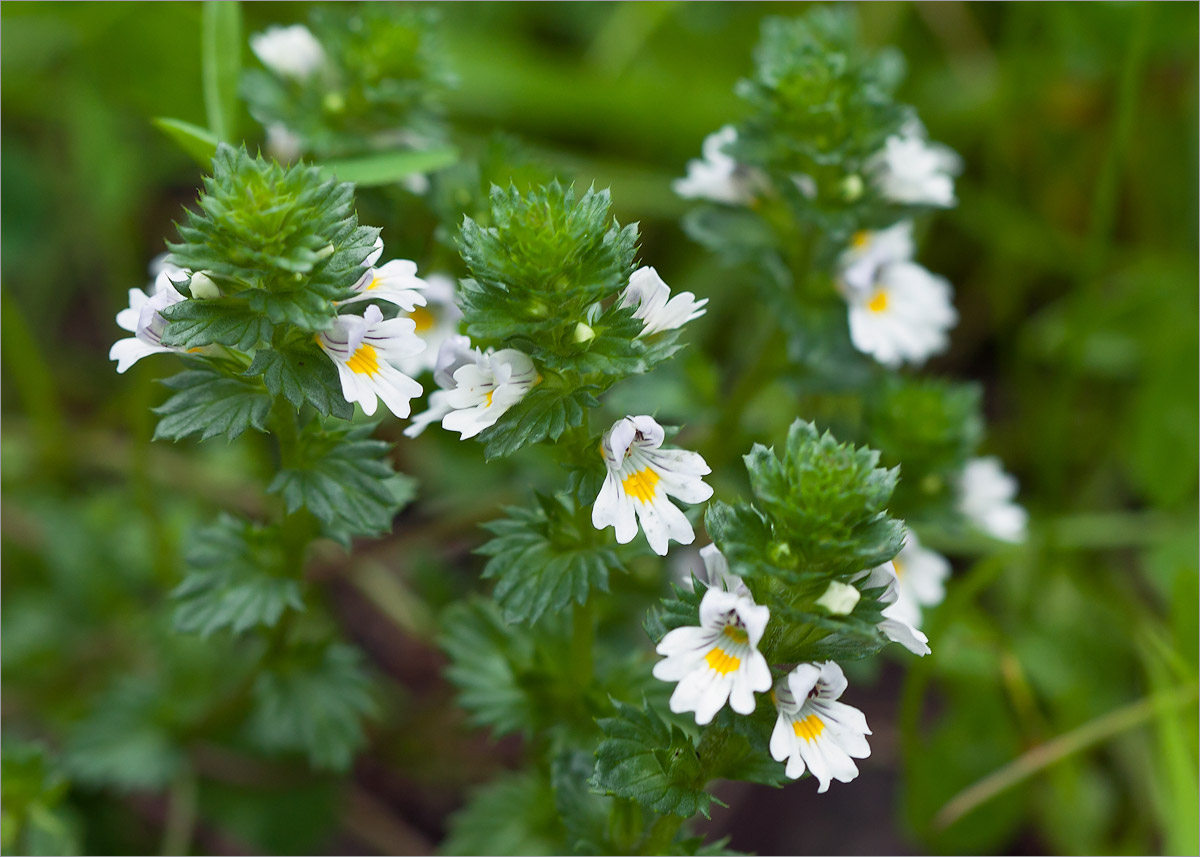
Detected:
[
  {"left": 851, "top": 230, "right": 871, "bottom": 249},
  {"left": 622, "top": 467, "right": 659, "bottom": 503},
  {"left": 867, "top": 290, "right": 889, "bottom": 313},
  {"left": 792, "top": 713, "right": 825, "bottom": 742},
  {"left": 705, "top": 647, "right": 741, "bottom": 675},
  {"left": 346, "top": 343, "right": 380, "bottom": 376},
  {"left": 893, "top": 557, "right": 905, "bottom": 579},
  {"left": 484, "top": 389, "right": 495, "bottom": 408},
  {"left": 409, "top": 306, "right": 435, "bottom": 333}
]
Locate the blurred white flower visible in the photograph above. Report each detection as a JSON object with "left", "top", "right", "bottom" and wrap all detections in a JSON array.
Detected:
[
  {"left": 869, "top": 133, "right": 961, "bottom": 208},
  {"left": 673, "top": 126, "right": 764, "bottom": 205},
  {"left": 887, "top": 531, "right": 951, "bottom": 630},
  {"left": 958, "top": 457, "right": 1028, "bottom": 543},
  {"left": 251, "top": 25, "right": 326, "bottom": 81},
  {"left": 846, "top": 261, "right": 957, "bottom": 368},
  {"left": 265, "top": 123, "right": 303, "bottom": 163},
  {"left": 854, "top": 561, "right": 931, "bottom": 656},
  {"left": 836, "top": 220, "right": 915, "bottom": 296}
]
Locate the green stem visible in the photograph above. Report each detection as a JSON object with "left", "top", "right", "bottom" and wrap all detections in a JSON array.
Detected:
[
  {"left": 270, "top": 400, "right": 313, "bottom": 576},
  {"left": 934, "top": 683, "right": 1199, "bottom": 831},
  {"left": 571, "top": 600, "right": 595, "bottom": 686},
  {"left": 160, "top": 769, "right": 198, "bottom": 856},
  {"left": 639, "top": 813, "right": 685, "bottom": 855}
]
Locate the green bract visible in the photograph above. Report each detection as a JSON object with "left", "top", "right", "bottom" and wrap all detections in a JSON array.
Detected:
[
  {"left": 165, "top": 144, "right": 377, "bottom": 333},
  {"left": 734, "top": 10, "right": 907, "bottom": 226},
  {"left": 457, "top": 181, "right": 637, "bottom": 347}
]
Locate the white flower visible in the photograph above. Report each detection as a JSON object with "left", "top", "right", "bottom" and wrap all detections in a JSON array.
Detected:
[
  {"left": 339, "top": 241, "right": 428, "bottom": 313},
  {"left": 652, "top": 586, "right": 772, "bottom": 724},
  {"left": 148, "top": 253, "right": 190, "bottom": 284},
  {"left": 868, "top": 133, "right": 961, "bottom": 208},
  {"left": 674, "top": 543, "right": 747, "bottom": 594},
  {"left": 887, "top": 531, "right": 950, "bottom": 630},
  {"left": 398, "top": 273, "right": 463, "bottom": 377},
  {"left": 265, "top": 123, "right": 303, "bottom": 163},
  {"left": 853, "top": 562, "right": 931, "bottom": 656},
  {"left": 837, "top": 220, "right": 915, "bottom": 296},
  {"left": 592, "top": 416, "right": 713, "bottom": 556},
  {"left": 958, "top": 457, "right": 1028, "bottom": 543},
  {"left": 845, "top": 261, "right": 957, "bottom": 367},
  {"left": 402, "top": 335, "right": 473, "bottom": 438},
  {"left": 619, "top": 267, "right": 707, "bottom": 337},
  {"left": 429, "top": 346, "right": 539, "bottom": 440},
  {"left": 770, "top": 662, "right": 871, "bottom": 792},
  {"left": 317, "top": 305, "right": 424, "bottom": 418},
  {"left": 251, "top": 25, "right": 326, "bottom": 81},
  {"left": 672, "top": 126, "right": 764, "bottom": 205},
  {"left": 109, "top": 272, "right": 188, "bottom": 373}
]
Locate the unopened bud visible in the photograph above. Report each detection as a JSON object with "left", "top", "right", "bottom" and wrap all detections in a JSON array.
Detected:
[
  {"left": 572, "top": 322, "right": 596, "bottom": 344},
  {"left": 323, "top": 91, "right": 346, "bottom": 114},
  {"left": 815, "top": 581, "right": 861, "bottom": 616},
  {"left": 314, "top": 243, "right": 335, "bottom": 260},
  {"left": 189, "top": 271, "right": 221, "bottom": 299},
  {"left": 840, "top": 174, "right": 864, "bottom": 202}
]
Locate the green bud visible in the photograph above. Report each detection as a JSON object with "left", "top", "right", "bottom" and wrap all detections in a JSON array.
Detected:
[
  {"left": 188, "top": 271, "right": 221, "bottom": 300},
  {"left": 322, "top": 91, "right": 346, "bottom": 114},
  {"left": 815, "top": 581, "right": 861, "bottom": 615},
  {"left": 840, "top": 173, "right": 864, "bottom": 202},
  {"left": 572, "top": 322, "right": 596, "bottom": 344}
]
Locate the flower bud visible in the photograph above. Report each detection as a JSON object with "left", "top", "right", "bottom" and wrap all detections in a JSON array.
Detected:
[
  {"left": 840, "top": 174, "right": 864, "bottom": 202},
  {"left": 188, "top": 271, "right": 221, "bottom": 300},
  {"left": 815, "top": 581, "right": 861, "bottom": 615},
  {"left": 572, "top": 322, "right": 596, "bottom": 344}
]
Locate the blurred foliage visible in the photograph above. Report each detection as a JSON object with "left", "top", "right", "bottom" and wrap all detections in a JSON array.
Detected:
[{"left": 2, "top": 2, "right": 1197, "bottom": 855}]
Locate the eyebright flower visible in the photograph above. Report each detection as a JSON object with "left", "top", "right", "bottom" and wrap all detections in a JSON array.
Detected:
[
  {"left": 592, "top": 416, "right": 713, "bottom": 556},
  {"left": 398, "top": 273, "right": 464, "bottom": 378},
  {"left": 339, "top": 239, "right": 429, "bottom": 313},
  {"left": 887, "top": 531, "right": 950, "bottom": 631},
  {"left": 402, "top": 335, "right": 472, "bottom": 438},
  {"left": 674, "top": 543, "right": 747, "bottom": 594},
  {"left": 853, "top": 562, "right": 931, "bottom": 656},
  {"left": 868, "top": 132, "right": 961, "bottom": 208},
  {"left": 407, "top": 343, "right": 538, "bottom": 440},
  {"left": 251, "top": 24, "right": 326, "bottom": 81},
  {"left": 672, "top": 125, "right": 764, "bottom": 205},
  {"left": 619, "top": 267, "right": 707, "bottom": 337},
  {"left": 109, "top": 272, "right": 188, "bottom": 373},
  {"left": 958, "top": 457, "right": 1028, "bottom": 543},
  {"left": 265, "top": 123, "right": 303, "bottom": 163},
  {"left": 317, "top": 305, "right": 424, "bottom": 418},
  {"left": 652, "top": 586, "right": 772, "bottom": 724},
  {"left": 845, "top": 261, "right": 957, "bottom": 368},
  {"left": 770, "top": 661, "right": 872, "bottom": 792},
  {"left": 836, "top": 220, "right": 914, "bottom": 296}
]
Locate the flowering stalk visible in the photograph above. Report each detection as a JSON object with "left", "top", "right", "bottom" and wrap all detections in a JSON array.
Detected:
[{"left": 110, "top": 144, "right": 425, "bottom": 772}]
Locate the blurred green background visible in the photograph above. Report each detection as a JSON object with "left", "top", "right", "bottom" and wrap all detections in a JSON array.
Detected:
[{"left": 2, "top": 2, "right": 1197, "bottom": 855}]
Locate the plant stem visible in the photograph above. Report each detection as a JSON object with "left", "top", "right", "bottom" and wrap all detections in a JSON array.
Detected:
[
  {"left": 934, "top": 683, "right": 1199, "bottom": 831},
  {"left": 639, "top": 813, "right": 684, "bottom": 855},
  {"left": 571, "top": 600, "right": 595, "bottom": 686},
  {"left": 160, "top": 769, "right": 198, "bottom": 856}
]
